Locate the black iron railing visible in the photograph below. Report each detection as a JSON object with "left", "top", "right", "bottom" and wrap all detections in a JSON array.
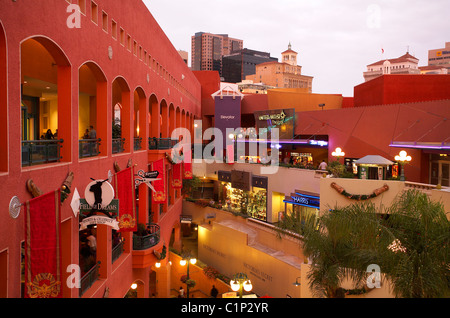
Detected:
[
  {"left": 22, "top": 139, "right": 63, "bottom": 166},
  {"left": 112, "top": 138, "right": 125, "bottom": 154},
  {"left": 132, "top": 224, "right": 160, "bottom": 250},
  {"left": 148, "top": 137, "right": 178, "bottom": 150},
  {"left": 79, "top": 261, "right": 101, "bottom": 297},
  {"left": 79, "top": 138, "right": 101, "bottom": 158},
  {"left": 134, "top": 137, "right": 142, "bottom": 151}
]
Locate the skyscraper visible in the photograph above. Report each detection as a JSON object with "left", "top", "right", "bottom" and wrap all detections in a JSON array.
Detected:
[{"left": 191, "top": 32, "right": 243, "bottom": 75}]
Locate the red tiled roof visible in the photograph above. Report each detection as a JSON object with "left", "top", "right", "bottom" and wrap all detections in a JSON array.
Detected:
[
  {"left": 367, "top": 52, "right": 419, "bottom": 67},
  {"left": 281, "top": 49, "right": 297, "bottom": 54}
]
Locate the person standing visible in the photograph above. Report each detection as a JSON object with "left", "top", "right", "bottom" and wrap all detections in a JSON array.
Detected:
[
  {"left": 318, "top": 160, "right": 328, "bottom": 170},
  {"left": 210, "top": 285, "right": 219, "bottom": 298},
  {"left": 89, "top": 125, "right": 97, "bottom": 139},
  {"left": 178, "top": 286, "right": 185, "bottom": 298}
]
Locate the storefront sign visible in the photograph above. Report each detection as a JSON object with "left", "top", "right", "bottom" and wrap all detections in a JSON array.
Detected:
[
  {"left": 231, "top": 170, "right": 251, "bottom": 191},
  {"left": 79, "top": 215, "right": 119, "bottom": 230},
  {"left": 284, "top": 192, "right": 320, "bottom": 209},
  {"left": 180, "top": 215, "right": 192, "bottom": 224},
  {"left": 254, "top": 108, "right": 295, "bottom": 139},
  {"left": 79, "top": 198, "right": 119, "bottom": 217}
]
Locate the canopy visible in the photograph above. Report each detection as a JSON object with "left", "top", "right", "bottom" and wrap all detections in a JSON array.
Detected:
[{"left": 354, "top": 155, "right": 394, "bottom": 166}]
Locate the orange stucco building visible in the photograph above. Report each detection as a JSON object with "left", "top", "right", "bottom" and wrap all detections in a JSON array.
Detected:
[{"left": 0, "top": 0, "right": 200, "bottom": 298}]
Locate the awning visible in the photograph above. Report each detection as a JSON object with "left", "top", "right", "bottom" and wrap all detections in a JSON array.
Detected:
[{"left": 354, "top": 155, "right": 394, "bottom": 166}]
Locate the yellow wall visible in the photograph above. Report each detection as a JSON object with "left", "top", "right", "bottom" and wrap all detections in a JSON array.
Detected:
[
  {"left": 79, "top": 93, "right": 91, "bottom": 138},
  {"left": 267, "top": 89, "right": 343, "bottom": 112}
]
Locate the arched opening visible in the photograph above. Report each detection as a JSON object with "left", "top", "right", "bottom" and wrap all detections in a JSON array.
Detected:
[
  {"left": 149, "top": 94, "right": 159, "bottom": 140},
  {"left": 20, "top": 37, "right": 71, "bottom": 166},
  {"left": 0, "top": 23, "right": 7, "bottom": 171},
  {"left": 111, "top": 77, "right": 130, "bottom": 153},
  {"left": 133, "top": 87, "right": 146, "bottom": 151},
  {"left": 125, "top": 280, "right": 145, "bottom": 298},
  {"left": 169, "top": 103, "right": 175, "bottom": 139},
  {"left": 78, "top": 62, "right": 107, "bottom": 158},
  {"left": 160, "top": 99, "right": 168, "bottom": 138}
]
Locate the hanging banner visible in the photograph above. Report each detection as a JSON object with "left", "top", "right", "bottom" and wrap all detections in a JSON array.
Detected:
[
  {"left": 151, "top": 158, "right": 167, "bottom": 203},
  {"left": 172, "top": 163, "right": 183, "bottom": 189},
  {"left": 25, "top": 189, "right": 62, "bottom": 298},
  {"left": 114, "top": 166, "right": 137, "bottom": 232},
  {"left": 183, "top": 151, "right": 193, "bottom": 180}
]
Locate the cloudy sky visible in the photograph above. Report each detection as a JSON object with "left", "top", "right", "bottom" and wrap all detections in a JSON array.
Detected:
[{"left": 143, "top": 0, "right": 450, "bottom": 97}]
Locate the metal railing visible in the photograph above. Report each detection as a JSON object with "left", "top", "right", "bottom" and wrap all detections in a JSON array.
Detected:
[
  {"left": 148, "top": 137, "right": 178, "bottom": 150},
  {"left": 79, "top": 261, "right": 101, "bottom": 297},
  {"left": 112, "top": 138, "right": 125, "bottom": 154},
  {"left": 112, "top": 240, "right": 124, "bottom": 263},
  {"left": 134, "top": 137, "right": 142, "bottom": 151},
  {"left": 22, "top": 139, "right": 63, "bottom": 166},
  {"left": 132, "top": 223, "right": 160, "bottom": 250},
  {"left": 79, "top": 138, "right": 101, "bottom": 158}
]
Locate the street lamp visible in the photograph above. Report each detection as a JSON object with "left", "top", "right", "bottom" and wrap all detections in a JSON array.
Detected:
[
  {"left": 395, "top": 150, "right": 411, "bottom": 181},
  {"left": 180, "top": 254, "right": 197, "bottom": 299},
  {"left": 332, "top": 147, "right": 345, "bottom": 162},
  {"left": 230, "top": 273, "right": 252, "bottom": 298}
]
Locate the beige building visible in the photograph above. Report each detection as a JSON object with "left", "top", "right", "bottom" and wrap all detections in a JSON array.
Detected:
[
  {"left": 246, "top": 44, "right": 313, "bottom": 92},
  {"left": 428, "top": 42, "right": 450, "bottom": 71},
  {"left": 363, "top": 52, "right": 420, "bottom": 82}
]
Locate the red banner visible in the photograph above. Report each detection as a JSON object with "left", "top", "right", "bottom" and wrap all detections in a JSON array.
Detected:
[
  {"left": 114, "top": 166, "right": 137, "bottom": 232},
  {"left": 25, "top": 189, "right": 62, "bottom": 298},
  {"left": 172, "top": 163, "right": 183, "bottom": 189},
  {"left": 151, "top": 158, "right": 167, "bottom": 203},
  {"left": 183, "top": 151, "right": 193, "bottom": 179}
]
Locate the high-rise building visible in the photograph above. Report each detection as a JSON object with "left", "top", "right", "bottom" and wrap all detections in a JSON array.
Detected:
[
  {"left": 428, "top": 42, "right": 450, "bottom": 71},
  {"left": 222, "top": 48, "right": 278, "bottom": 83},
  {"left": 245, "top": 43, "right": 313, "bottom": 92},
  {"left": 191, "top": 32, "right": 243, "bottom": 75}
]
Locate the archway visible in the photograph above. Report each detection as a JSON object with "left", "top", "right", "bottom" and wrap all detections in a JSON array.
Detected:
[
  {"left": 0, "top": 22, "right": 6, "bottom": 171},
  {"left": 20, "top": 36, "right": 71, "bottom": 166},
  {"left": 78, "top": 62, "right": 107, "bottom": 158},
  {"left": 133, "top": 87, "right": 146, "bottom": 151},
  {"left": 111, "top": 77, "right": 130, "bottom": 153}
]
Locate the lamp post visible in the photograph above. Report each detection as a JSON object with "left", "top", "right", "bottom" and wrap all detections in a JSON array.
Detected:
[
  {"left": 180, "top": 254, "right": 197, "bottom": 299},
  {"left": 230, "top": 272, "right": 252, "bottom": 298},
  {"left": 332, "top": 147, "right": 345, "bottom": 162},
  {"left": 395, "top": 150, "right": 411, "bottom": 181}
]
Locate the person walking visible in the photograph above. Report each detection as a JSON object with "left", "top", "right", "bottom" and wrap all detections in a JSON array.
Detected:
[{"left": 210, "top": 285, "right": 218, "bottom": 298}]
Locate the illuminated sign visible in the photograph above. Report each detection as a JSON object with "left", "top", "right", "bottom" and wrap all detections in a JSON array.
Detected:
[
  {"left": 283, "top": 192, "right": 320, "bottom": 209},
  {"left": 309, "top": 140, "right": 328, "bottom": 147}
]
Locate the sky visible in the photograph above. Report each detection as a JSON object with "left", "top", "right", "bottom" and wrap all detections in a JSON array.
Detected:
[{"left": 143, "top": 0, "right": 450, "bottom": 97}]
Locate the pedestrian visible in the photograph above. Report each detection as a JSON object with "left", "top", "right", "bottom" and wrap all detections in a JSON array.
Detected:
[
  {"left": 86, "top": 229, "right": 97, "bottom": 254},
  {"left": 178, "top": 286, "right": 185, "bottom": 298},
  {"left": 89, "top": 125, "right": 97, "bottom": 139},
  {"left": 83, "top": 129, "right": 90, "bottom": 139},
  {"left": 210, "top": 285, "right": 218, "bottom": 298},
  {"left": 318, "top": 160, "right": 328, "bottom": 170},
  {"left": 45, "top": 129, "right": 54, "bottom": 140}
]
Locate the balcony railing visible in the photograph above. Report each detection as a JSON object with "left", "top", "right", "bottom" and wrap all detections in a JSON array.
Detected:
[
  {"left": 79, "top": 139, "right": 101, "bottom": 158},
  {"left": 22, "top": 139, "right": 63, "bottom": 166},
  {"left": 148, "top": 137, "right": 178, "bottom": 150},
  {"left": 112, "top": 138, "right": 125, "bottom": 154},
  {"left": 132, "top": 224, "right": 160, "bottom": 250},
  {"left": 112, "top": 240, "right": 124, "bottom": 263},
  {"left": 79, "top": 261, "right": 101, "bottom": 297},
  {"left": 134, "top": 137, "right": 142, "bottom": 151}
]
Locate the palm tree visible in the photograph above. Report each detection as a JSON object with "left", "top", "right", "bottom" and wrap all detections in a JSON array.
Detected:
[{"left": 281, "top": 189, "right": 450, "bottom": 298}]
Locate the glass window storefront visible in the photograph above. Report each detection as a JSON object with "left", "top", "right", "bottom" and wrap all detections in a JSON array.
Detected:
[{"left": 221, "top": 182, "right": 267, "bottom": 221}]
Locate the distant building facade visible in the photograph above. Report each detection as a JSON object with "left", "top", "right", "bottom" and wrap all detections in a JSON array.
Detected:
[
  {"left": 428, "top": 42, "right": 450, "bottom": 71},
  {"left": 245, "top": 44, "right": 313, "bottom": 92},
  {"left": 363, "top": 52, "right": 421, "bottom": 82},
  {"left": 191, "top": 32, "right": 243, "bottom": 75},
  {"left": 222, "top": 48, "right": 278, "bottom": 83}
]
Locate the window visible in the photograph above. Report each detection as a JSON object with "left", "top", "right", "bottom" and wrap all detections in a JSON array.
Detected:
[
  {"left": 102, "top": 11, "right": 108, "bottom": 32},
  {"left": 90, "top": 1, "right": 98, "bottom": 24},
  {"left": 111, "top": 20, "right": 117, "bottom": 39}
]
